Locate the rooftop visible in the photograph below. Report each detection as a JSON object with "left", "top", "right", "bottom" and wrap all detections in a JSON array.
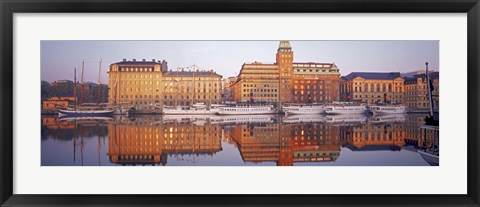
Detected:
[
  {"left": 342, "top": 72, "right": 402, "bottom": 80},
  {"left": 164, "top": 70, "right": 222, "bottom": 77},
  {"left": 278, "top": 41, "right": 292, "bottom": 50}
]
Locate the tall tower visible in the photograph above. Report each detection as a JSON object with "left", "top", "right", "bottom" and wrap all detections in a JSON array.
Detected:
[{"left": 276, "top": 41, "right": 294, "bottom": 105}]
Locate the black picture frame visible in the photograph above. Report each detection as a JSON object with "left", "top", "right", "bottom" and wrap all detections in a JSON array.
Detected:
[{"left": 1, "top": 0, "right": 479, "bottom": 206}]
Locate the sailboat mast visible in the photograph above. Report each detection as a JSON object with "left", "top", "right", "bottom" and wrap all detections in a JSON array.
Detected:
[
  {"left": 80, "top": 60, "right": 85, "bottom": 104},
  {"left": 425, "top": 62, "right": 434, "bottom": 117},
  {"left": 97, "top": 58, "right": 102, "bottom": 106},
  {"left": 74, "top": 67, "right": 77, "bottom": 111},
  {"left": 192, "top": 64, "right": 195, "bottom": 106}
]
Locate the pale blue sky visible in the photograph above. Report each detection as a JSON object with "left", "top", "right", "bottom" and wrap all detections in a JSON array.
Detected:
[{"left": 41, "top": 41, "right": 439, "bottom": 83}]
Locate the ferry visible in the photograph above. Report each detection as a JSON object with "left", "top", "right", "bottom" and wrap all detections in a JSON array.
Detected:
[
  {"left": 217, "top": 104, "right": 277, "bottom": 115},
  {"left": 369, "top": 105, "right": 406, "bottom": 114},
  {"left": 282, "top": 103, "right": 325, "bottom": 115},
  {"left": 211, "top": 114, "right": 276, "bottom": 125},
  {"left": 162, "top": 103, "right": 221, "bottom": 115},
  {"left": 324, "top": 102, "right": 368, "bottom": 115}
]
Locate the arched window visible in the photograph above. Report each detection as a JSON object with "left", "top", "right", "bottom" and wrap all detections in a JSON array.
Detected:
[
  {"left": 382, "top": 83, "right": 386, "bottom": 92},
  {"left": 376, "top": 83, "right": 380, "bottom": 92},
  {"left": 388, "top": 83, "right": 392, "bottom": 92},
  {"left": 371, "top": 83, "right": 374, "bottom": 92},
  {"left": 364, "top": 83, "right": 368, "bottom": 92}
]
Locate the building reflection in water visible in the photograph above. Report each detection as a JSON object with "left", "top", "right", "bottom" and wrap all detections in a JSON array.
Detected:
[
  {"left": 225, "top": 117, "right": 341, "bottom": 166},
  {"left": 108, "top": 116, "right": 222, "bottom": 166},
  {"left": 41, "top": 113, "right": 438, "bottom": 166},
  {"left": 340, "top": 114, "right": 406, "bottom": 151}
]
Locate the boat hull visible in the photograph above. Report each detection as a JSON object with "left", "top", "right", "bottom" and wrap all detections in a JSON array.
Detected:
[
  {"left": 369, "top": 106, "right": 406, "bottom": 114},
  {"left": 324, "top": 106, "right": 368, "bottom": 115},
  {"left": 283, "top": 106, "right": 325, "bottom": 115},
  {"left": 217, "top": 109, "right": 276, "bottom": 115},
  {"left": 162, "top": 109, "right": 218, "bottom": 115},
  {"left": 58, "top": 109, "right": 116, "bottom": 116}
]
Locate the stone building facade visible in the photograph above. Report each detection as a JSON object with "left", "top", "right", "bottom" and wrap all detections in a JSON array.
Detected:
[
  {"left": 108, "top": 59, "right": 222, "bottom": 110},
  {"left": 231, "top": 41, "right": 341, "bottom": 105},
  {"left": 340, "top": 72, "right": 405, "bottom": 104}
]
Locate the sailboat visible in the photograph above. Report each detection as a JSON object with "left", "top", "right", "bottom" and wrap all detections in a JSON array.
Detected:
[
  {"left": 59, "top": 60, "right": 116, "bottom": 117},
  {"left": 417, "top": 62, "right": 439, "bottom": 166}
]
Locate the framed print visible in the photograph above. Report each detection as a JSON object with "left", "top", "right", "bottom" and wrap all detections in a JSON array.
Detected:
[{"left": 1, "top": 0, "right": 479, "bottom": 206}]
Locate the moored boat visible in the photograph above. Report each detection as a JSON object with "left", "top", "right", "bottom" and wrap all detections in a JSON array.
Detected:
[
  {"left": 58, "top": 61, "right": 116, "bottom": 117},
  {"left": 324, "top": 102, "right": 368, "bottom": 114},
  {"left": 217, "top": 104, "right": 277, "bottom": 115},
  {"left": 282, "top": 103, "right": 325, "bottom": 115},
  {"left": 163, "top": 103, "right": 218, "bottom": 115},
  {"left": 369, "top": 105, "right": 406, "bottom": 114},
  {"left": 58, "top": 107, "right": 116, "bottom": 116}
]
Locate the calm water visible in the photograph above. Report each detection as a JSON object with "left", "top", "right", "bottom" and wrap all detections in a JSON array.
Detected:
[{"left": 41, "top": 113, "right": 438, "bottom": 166}]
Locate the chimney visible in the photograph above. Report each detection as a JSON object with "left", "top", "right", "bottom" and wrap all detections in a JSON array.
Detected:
[
  {"left": 122, "top": 58, "right": 126, "bottom": 62},
  {"left": 152, "top": 59, "right": 155, "bottom": 62},
  {"left": 132, "top": 59, "right": 136, "bottom": 62},
  {"left": 142, "top": 59, "right": 145, "bottom": 62}
]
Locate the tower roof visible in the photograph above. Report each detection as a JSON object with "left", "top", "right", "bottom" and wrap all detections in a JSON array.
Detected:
[{"left": 278, "top": 41, "right": 292, "bottom": 50}]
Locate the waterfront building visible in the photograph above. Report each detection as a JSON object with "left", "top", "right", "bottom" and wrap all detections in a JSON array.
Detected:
[
  {"left": 221, "top": 77, "right": 236, "bottom": 103},
  {"left": 108, "top": 59, "right": 222, "bottom": 110},
  {"left": 292, "top": 63, "right": 341, "bottom": 103},
  {"left": 340, "top": 72, "right": 405, "bottom": 104},
  {"left": 404, "top": 72, "right": 439, "bottom": 112},
  {"left": 42, "top": 96, "right": 75, "bottom": 110},
  {"left": 231, "top": 41, "right": 341, "bottom": 104}
]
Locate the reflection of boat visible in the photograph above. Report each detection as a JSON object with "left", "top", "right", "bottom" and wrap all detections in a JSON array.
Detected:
[
  {"left": 282, "top": 114, "right": 326, "bottom": 123},
  {"left": 325, "top": 102, "right": 367, "bottom": 114},
  {"left": 418, "top": 150, "right": 439, "bottom": 166},
  {"left": 369, "top": 105, "right": 406, "bottom": 114},
  {"left": 418, "top": 124, "right": 439, "bottom": 166},
  {"left": 163, "top": 103, "right": 220, "bottom": 115},
  {"left": 162, "top": 114, "right": 218, "bottom": 124},
  {"left": 218, "top": 104, "right": 276, "bottom": 115},
  {"left": 325, "top": 114, "right": 367, "bottom": 124},
  {"left": 282, "top": 103, "right": 325, "bottom": 115},
  {"left": 368, "top": 114, "right": 406, "bottom": 123},
  {"left": 212, "top": 114, "right": 276, "bottom": 124}
]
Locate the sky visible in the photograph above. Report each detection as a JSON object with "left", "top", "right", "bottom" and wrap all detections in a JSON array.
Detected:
[{"left": 41, "top": 41, "right": 439, "bottom": 83}]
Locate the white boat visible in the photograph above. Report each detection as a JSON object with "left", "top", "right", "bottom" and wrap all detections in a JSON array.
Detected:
[
  {"left": 217, "top": 104, "right": 277, "bottom": 115},
  {"left": 282, "top": 114, "right": 326, "bottom": 123},
  {"left": 212, "top": 114, "right": 276, "bottom": 124},
  {"left": 368, "top": 114, "right": 406, "bottom": 123},
  {"left": 163, "top": 102, "right": 219, "bottom": 115},
  {"left": 282, "top": 103, "right": 325, "bottom": 115},
  {"left": 324, "top": 102, "right": 368, "bottom": 114},
  {"left": 325, "top": 114, "right": 367, "bottom": 124},
  {"left": 369, "top": 105, "right": 406, "bottom": 114}
]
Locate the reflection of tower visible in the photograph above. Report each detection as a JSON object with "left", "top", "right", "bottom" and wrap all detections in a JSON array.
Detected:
[
  {"left": 276, "top": 41, "right": 294, "bottom": 105},
  {"left": 277, "top": 123, "right": 294, "bottom": 166}
]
